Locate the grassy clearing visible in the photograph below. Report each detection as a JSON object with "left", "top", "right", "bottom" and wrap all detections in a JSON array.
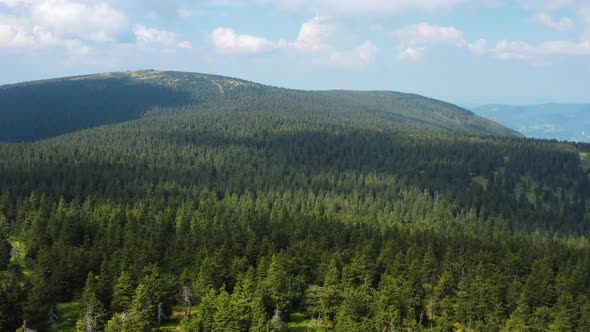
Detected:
[
  {"left": 159, "top": 305, "right": 199, "bottom": 331},
  {"left": 56, "top": 300, "right": 82, "bottom": 332},
  {"left": 287, "top": 313, "right": 327, "bottom": 331}
]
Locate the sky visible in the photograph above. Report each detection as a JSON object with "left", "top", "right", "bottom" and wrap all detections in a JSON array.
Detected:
[{"left": 1, "top": 0, "right": 589, "bottom": 105}]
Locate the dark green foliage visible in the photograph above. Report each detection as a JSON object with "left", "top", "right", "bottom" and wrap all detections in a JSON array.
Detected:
[
  {"left": 126, "top": 283, "right": 154, "bottom": 331},
  {"left": 0, "top": 71, "right": 588, "bottom": 330}
]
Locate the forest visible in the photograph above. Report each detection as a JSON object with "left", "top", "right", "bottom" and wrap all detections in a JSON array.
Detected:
[{"left": 1, "top": 71, "right": 589, "bottom": 331}]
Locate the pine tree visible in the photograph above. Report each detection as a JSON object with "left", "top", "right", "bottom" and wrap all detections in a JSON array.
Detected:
[
  {"left": 548, "top": 293, "right": 575, "bottom": 332},
  {"left": 250, "top": 295, "right": 270, "bottom": 332},
  {"left": 213, "top": 289, "right": 241, "bottom": 331},
  {"left": 111, "top": 271, "right": 134, "bottom": 313},
  {"left": 76, "top": 272, "right": 107, "bottom": 332},
  {"left": 125, "top": 283, "right": 154, "bottom": 331}
]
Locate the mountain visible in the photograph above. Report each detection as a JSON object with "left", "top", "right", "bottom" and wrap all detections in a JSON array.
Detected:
[
  {"left": 1, "top": 71, "right": 590, "bottom": 332},
  {"left": 0, "top": 70, "right": 520, "bottom": 142},
  {"left": 472, "top": 103, "right": 590, "bottom": 142}
]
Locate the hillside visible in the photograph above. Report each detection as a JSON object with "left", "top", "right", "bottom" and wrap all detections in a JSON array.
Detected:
[
  {"left": 472, "top": 103, "right": 590, "bottom": 142},
  {"left": 0, "top": 70, "right": 520, "bottom": 142},
  {"left": 1, "top": 71, "right": 590, "bottom": 332}
]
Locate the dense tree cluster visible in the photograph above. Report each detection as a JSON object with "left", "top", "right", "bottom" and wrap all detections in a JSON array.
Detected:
[
  {"left": 2, "top": 190, "right": 590, "bottom": 331},
  {"left": 0, "top": 71, "right": 589, "bottom": 331}
]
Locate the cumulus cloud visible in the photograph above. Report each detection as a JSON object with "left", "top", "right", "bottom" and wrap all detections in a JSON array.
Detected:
[
  {"left": 287, "top": 16, "right": 332, "bottom": 52},
  {"left": 211, "top": 16, "right": 332, "bottom": 55},
  {"left": 209, "top": 17, "right": 376, "bottom": 67},
  {"left": 536, "top": 13, "right": 574, "bottom": 31},
  {"left": 0, "top": 0, "right": 130, "bottom": 52},
  {"left": 0, "top": 20, "right": 36, "bottom": 48},
  {"left": 394, "top": 19, "right": 590, "bottom": 62},
  {"left": 0, "top": 0, "right": 192, "bottom": 56},
  {"left": 394, "top": 22, "right": 481, "bottom": 59},
  {"left": 31, "top": 0, "right": 129, "bottom": 43},
  {"left": 329, "top": 41, "right": 377, "bottom": 67},
  {"left": 211, "top": 27, "right": 276, "bottom": 54},
  {"left": 134, "top": 25, "right": 191, "bottom": 49}
]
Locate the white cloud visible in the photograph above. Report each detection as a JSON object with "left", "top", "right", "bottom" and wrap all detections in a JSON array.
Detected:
[
  {"left": 0, "top": 17, "right": 93, "bottom": 56},
  {"left": 32, "top": 0, "right": 129, "bottom": 43},
  {"left": 398, "top": 47, "right": 425, "bottom": 60},
  {"left": 395, "top": 22, "right": 472, "bottom": 59},
  {"left": 490, "top": 39, "right": 590, "bottom": 60},
  {"left": 0, "top": 21, "right": 36, "bottom": 48},
  {"left": 211, "top": 16, "right": 332, "bottom": 55},
  {"left": 329, "top": 40, "right": 377, "bottom": 67},
  {"left": 0, "top": 1, "right": 130, "bottom": 57},
  {"left": 538, "top": 39, "right": 590, "bottom": 55},
  {"left": 536, "top": 13, "right": 574, "bottom": 31},
  {"left": 394, "top": 19, "right": 590, "bottom": 62},
  {"left": 134, "top": 24, "right": 191, "bottom": 49},
  {"left": 395, "top": 22, "right": 466, "bottom": 47},
  {"left": 209, "top": 17, "right": 375, "bottom": 68},
  {"left": 288, "top": 16, "right": 331, "bottom": 52},
  {"left": 211, "top": 27, "right": 276, "bottom": 54}
]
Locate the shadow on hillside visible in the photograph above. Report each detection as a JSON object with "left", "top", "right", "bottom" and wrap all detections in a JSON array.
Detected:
[{"left": 0, "top": 78, "right": 203, "bottom": 142}]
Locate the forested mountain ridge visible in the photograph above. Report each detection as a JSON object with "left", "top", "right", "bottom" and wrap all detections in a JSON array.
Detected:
[
  {"left": 0, "top": 70, "right": 520, "bottom": 142},
  {"left": 1, "top": 71, "right": 590, "bottom": 332}
]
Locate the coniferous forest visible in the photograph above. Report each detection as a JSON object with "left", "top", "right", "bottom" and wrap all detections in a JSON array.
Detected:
[{"left": 1, "top": 71, "right": 590, "bottom": 331}]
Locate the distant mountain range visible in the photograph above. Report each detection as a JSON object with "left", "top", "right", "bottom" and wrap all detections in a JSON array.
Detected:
[
  {"left": 0, "top": 70, "right": 520, "bottom": 142},
  {"left": 471, "top": 103, "right": 590, "bottom": 142}
]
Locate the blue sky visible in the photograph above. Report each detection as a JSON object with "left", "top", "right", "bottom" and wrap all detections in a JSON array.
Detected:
[{"left": 1, "top": 0, "right": 589, "bottom": 104}]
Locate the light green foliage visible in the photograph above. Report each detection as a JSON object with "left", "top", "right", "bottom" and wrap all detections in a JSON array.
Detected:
[{"left": 111, "top": 271, "right": 134, "bottom": 313}]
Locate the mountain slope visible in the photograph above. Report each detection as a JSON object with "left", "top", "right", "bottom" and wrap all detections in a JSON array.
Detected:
[
  {"left": 4, "top": 71, "right": 590, "bottom": 332},
  {"left": 0, "top": 70, "right": 520, "bottom": 141},
  {"left": 472, "top": 103, "right": 590, "bottom": 142}
]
